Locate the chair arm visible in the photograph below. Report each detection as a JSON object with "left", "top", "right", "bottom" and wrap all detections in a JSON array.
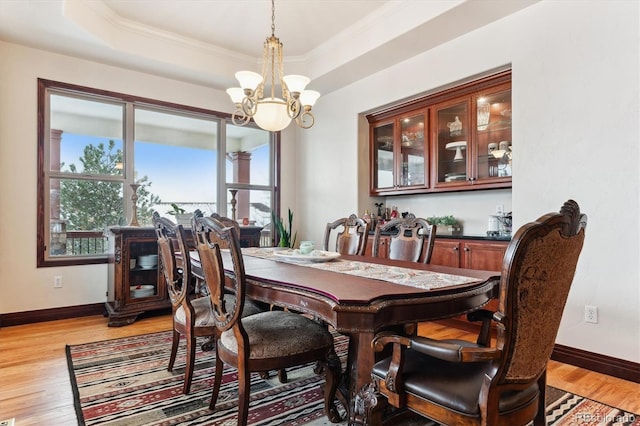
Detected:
[
  {"left": 410, "top": 336, "right": 501, "bottom": 363},
  {"left": 371, "top": 331, "right": 411, "bottom": 352},
  {"left": 372, "top": 332, "right": 500, "bottom": 362}
]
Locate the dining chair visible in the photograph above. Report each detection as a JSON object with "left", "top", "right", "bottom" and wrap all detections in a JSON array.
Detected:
[
  {"left": 322, "top": 213, "right": 369, "bottom": 255},
  {"left": 351, "top": 199, "right": 587, "bottom": 426},
  {"left": 372, "top": 214, "right": 436, "bottom": 263},
  {"left": 153, "top": 212, "right": 262, "bottom": 394},
  {"left": 192, "top": 215, "right": 343, "bottom": 424}
]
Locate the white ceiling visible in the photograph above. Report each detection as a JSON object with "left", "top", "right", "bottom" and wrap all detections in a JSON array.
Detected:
[{"left": 0, "top": 0, "right": 538, "bottom": 95}]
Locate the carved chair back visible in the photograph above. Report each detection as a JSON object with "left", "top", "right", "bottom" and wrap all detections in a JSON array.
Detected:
[
  {"left": 372, "top": 215, "right": 436, "bottom": 263},
  {"left": 323, "top": 214, "right": 369, "bottom": 255}
]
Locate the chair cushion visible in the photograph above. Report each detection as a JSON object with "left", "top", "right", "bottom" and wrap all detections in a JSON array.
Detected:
[
  {"left": 175, "top": 296, "right": 215, "bottom": 327},
  {"left": 219, "top": 311, "right": 333, "bottom": 359},
  {"left": 372, "top": 342, "right": 539, "bottom": 416},
  {"left": 175, "top": 294, "right": 263, "bottom": 327}
]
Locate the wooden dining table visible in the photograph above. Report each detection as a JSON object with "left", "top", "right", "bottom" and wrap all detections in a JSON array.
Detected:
[{"left": 190, "top": 247, "right": 500, "bottom": 418}]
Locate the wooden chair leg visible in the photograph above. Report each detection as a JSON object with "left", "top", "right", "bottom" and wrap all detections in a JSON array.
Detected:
[
  {"left": 534, "top": 372, "right": 548, "bottom": 426},
  {"left": 237, "top": 365, "right": 251, "bottom": 426},
  {"left": 323, "top": 349, "right": 343, "bottom": 423},
  {"left": 168, "top": 329, "right": 180, "bottom": 372},
  {"left": 183, "top": 335, "right": 196, "bottom": 394},
  {"left": 209, "top": 355, "right": 224, "bottom": 410}
]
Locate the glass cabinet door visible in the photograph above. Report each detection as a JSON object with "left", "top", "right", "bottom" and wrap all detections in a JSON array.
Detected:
[
  {"left": 474, "top": 87, "right": 512, "bottom": 181},
  {"left": 434, "top": 99, "right": 470, "bottom": 186},
  {"left": 372, "top": 122, "right": 395, "bottom": 191},
  {"left": 399, "top": 113, "right": 426, "bottom": 188}
]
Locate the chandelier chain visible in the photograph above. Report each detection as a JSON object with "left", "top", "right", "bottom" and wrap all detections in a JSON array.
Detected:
[{"left": 271, "top": 0, "right": 276, "bottom": 37}]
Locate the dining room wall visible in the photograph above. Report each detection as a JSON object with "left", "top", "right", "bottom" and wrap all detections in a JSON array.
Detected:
[
  {"left": 294, "top": 0, "right": 639, "bottom": 363},
  {"left": 0, "top": 40, "right": 300, "bottom": 316}
]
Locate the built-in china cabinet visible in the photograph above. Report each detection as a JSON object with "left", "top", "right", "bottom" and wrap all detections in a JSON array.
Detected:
[{"left": 369, "top": 70, "right": 512, "bottom": 195}]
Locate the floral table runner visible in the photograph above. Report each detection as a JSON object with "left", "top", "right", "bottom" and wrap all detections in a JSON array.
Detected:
[{"left": 242, "top": 247, "right": 481, "bottom": 290}]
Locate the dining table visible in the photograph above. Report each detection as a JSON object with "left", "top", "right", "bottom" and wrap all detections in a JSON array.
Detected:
[{"left": 190, "top": 247, "right": 500, "bottom": 419}]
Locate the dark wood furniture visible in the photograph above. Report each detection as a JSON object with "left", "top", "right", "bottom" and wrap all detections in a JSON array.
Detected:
[
  {"left": 154, "top": 214, "right": 214, "bottom": 394},
  {"left": 371, "top": 216, "right": 436, "bottom": 263},
  {"left": 105, "top": 226, "right": 170, "bottom": 327},
  {"left": 190, "top": 249, "right": 500, "bottom": 419},
  {"left": 323, "top": 214, "right": 370, "bottom": 255},
  {"left": 352, "top": 200, "right": 587, "bottom": 426},
  {"left": 106, "top": 224, "right": 262, "bottom": 326},
  {"left": 192, "top": 216, "right": 342, "bottom": 423},
  {"left": 431, "top": 237, "right": 508, "bottom": 271},
  {"left": 369, "top": 70, "right": 511, "bottom": 195}
]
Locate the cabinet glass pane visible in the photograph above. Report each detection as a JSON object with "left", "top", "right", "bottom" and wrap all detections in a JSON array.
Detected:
[
  {"left": 399, "top": 114, "right": 425, "bottom": 186},
  {"left": 436, "top": 102, "right": 468, "bottom": 184},
  {"left": 373, "top": 123, "right": 394, "bottom": 189},
  {"left": 476, "top": 90, "right": 512, "bottom": 179},
  {"left": 129, "top": 240, "right": 159, "bottom": 299}
]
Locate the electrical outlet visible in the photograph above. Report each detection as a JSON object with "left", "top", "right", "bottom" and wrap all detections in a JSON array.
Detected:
[
  {"left": 495, "top": 204, "right": 504, "bottom": 215},
  {"left": 585, "top": 305, "right": 598, "bottom": 323},
  {"left": 54, "top": 275, "right": 63, "bottom": 288}
]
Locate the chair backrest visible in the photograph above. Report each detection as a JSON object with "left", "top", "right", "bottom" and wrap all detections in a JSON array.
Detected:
[
  {"left": 322, "top": 214, "right": 369, "bottom": 255},
  {"left": 153, "top": 211, "right": 193, "bottom": 308},
  {"left": 494, "top": 199, "right": 586, "bottom": 386},
  {"left": 372, "top": 215, "right": 436, "bottom": 263},
  {"left": 192, "top": 215, "right": 245, "bottom": 332}
]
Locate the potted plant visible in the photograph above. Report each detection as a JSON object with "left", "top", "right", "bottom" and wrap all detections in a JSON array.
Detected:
[
  {"left": 271, "top": 208, "right": 297, "bottom": 248},
  {"left": 167, "top": 203, "right": 192, "bottom": 226},
  {"left": 427, "top": 215, "right": 462, "bottom": 236}
]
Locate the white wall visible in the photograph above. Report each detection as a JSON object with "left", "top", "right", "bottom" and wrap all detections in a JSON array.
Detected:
[
  {"left": 296, "top": 1, "right": 639, "bottom": 362},
  {"left": 0, "top": 41, "right": 298, "bottom": 314}
]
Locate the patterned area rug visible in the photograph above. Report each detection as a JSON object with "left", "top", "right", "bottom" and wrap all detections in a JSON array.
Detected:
[{"left": 66, "top": 331, "right": 639, "bottom": 426}]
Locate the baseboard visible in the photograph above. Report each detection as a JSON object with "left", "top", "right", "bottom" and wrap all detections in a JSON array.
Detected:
[
  {"left": 435, "top": 319, "right": 639, "bottom": 383},
  {"left": 0, "top": 303, "right": 105, "bottom": 327},
  {"left": 551, "top": 344, "right": 640, "bottom": 383}
]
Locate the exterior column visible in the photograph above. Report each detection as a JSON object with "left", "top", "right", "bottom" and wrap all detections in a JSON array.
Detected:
[{"left": 229, "top": 151, "right": 251, "bottom": 220}]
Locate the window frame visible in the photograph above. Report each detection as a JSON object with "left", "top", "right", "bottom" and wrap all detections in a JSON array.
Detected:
[{"left": 37, "top": 78, "right": 280, "bottom": 267}]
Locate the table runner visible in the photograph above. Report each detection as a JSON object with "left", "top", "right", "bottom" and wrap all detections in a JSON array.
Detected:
[{"left": 242, "top": 247, "right": 480, "bottom": 290}]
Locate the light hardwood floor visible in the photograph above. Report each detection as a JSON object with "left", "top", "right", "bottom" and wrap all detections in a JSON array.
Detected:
[{"left": 0, "top": 314, "right": 638, "bottom": 425}]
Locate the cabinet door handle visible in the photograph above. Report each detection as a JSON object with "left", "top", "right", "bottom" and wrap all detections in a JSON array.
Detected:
[
  {"left": 452, "top": 247, "right": 459, "bottom": 251},
  {"left": 464, "top": 247, "right": 470, "bottom": 252}
]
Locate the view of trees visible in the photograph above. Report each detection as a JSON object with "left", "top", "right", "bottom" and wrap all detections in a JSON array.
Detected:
[{"left": 60, "top": 140, "right": 160, "bottom": 230}]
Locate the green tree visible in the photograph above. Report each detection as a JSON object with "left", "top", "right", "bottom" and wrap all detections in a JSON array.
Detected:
[{"left": 60, "top": 140, "right": 160, "bottom": 229}]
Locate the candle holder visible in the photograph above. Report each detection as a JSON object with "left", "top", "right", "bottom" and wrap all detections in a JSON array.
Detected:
[
  {"left": 129, "top": 183, "right": 141, "bottom": 226},
  {"left": 229, "top": 189, "right": 238, "bottom": 222}
]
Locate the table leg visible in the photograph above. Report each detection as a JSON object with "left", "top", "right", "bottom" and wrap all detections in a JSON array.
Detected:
[{"left": 343, "top": 331, "right": 375, "bottom": 422}]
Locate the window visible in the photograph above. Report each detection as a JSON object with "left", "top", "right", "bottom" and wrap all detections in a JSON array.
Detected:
[{"left": 37, "top": 79, "right": 279, "bottom": 267}]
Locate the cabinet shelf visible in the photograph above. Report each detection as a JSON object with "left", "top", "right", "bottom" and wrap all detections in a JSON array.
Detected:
[{"left": 477, "top": 119, "right": 512, "bottom": 133}]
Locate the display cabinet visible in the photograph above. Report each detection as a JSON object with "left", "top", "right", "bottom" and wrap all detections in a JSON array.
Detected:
[
  {"left": 105, "top": 226, "right": 170, "bottom": 326},
  {"left": 432, "top": 82, "right": 512, "bottom": 191},
  {"left": 367, "top": 70, "right": 511, "bottom": 195},
  {"left": 371, "top": 108, "right": 429, "bottom": 194}
]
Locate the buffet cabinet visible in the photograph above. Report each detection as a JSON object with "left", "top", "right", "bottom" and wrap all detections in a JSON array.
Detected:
[
  {"left": 430, "top": 238, "right": 508, "bottom": 271},
  {"left": 365, "top": 235, "right": 507, "bottom": 271},
  {"left": 369, "top": 70, "right": 512, "bottom": 195},
  {"left": 105, "top": 224, "right": 264, "bottom": 326},
  {"left": 105, "top": 226, "right": 170, "bottom": 327}
]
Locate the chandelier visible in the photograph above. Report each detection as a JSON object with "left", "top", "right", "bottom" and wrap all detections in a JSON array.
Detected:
[{"left": 226, "top": 0, "right": 320, "bottom": 132}]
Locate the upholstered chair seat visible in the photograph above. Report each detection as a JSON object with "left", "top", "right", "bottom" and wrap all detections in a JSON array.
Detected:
[
  {"left": 219, "top": 311, "right": 334, "bottom": 359},
  {"left": 175, "top": 295, "right": 263, "bottom": 328},
  {"left": 371, "top": 342, "right": 539, "bottom": 416}
]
